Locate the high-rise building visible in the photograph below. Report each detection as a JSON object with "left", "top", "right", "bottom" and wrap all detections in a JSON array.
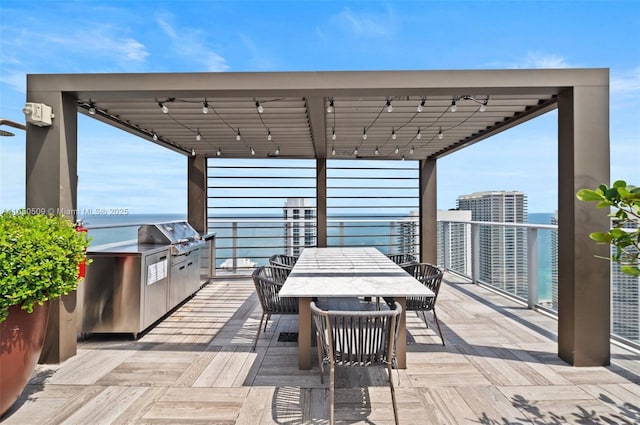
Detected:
[
  {"left": 397, "top": 210, "right": 419, "bottom": 256},
  {"left": 283, "top": 198, "right": 316, "bottom": 256},
  {"left": 456, "top": 191, "right": 528, "bottom": 297}
]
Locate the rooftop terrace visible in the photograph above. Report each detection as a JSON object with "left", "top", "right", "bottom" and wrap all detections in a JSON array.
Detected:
[{"left": 3, "top": 273, "right": 639, "bottom": 424}]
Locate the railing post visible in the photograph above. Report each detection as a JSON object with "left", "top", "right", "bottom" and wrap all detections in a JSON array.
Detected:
[
  {"left": 390, "top": 221, "right": 396, "bottom": 254},
  {"left": 442, "top": 222, "right": 450, "bottom": 270},
  {"left": 339, "top": 221, "right": 344, "bottom": 246},
  {"left": 471, "top": 223, "right": 480, "bottom": 284},
  {"left": 232, "top": 221, "right": 238, "bottom": 271},
  {"left": 527, "top": 227, "right": 539, "bottom": 309}
]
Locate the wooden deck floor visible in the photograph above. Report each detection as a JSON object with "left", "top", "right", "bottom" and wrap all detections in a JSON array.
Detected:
[{"left": 2, "top": 273, "right": 640, "bottom": 424}]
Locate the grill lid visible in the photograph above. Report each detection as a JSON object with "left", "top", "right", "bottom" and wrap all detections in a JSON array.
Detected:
[{"left": 138, "top": 221, "right": 205, "bottom": 255}]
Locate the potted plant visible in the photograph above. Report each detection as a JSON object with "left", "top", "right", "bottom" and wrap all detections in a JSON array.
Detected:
[
  {"left": 0, "top": 210, "right": 91, "bottom": 416},
  {"left": 576, "top": 180, "right": 640, "bottom": 276}
]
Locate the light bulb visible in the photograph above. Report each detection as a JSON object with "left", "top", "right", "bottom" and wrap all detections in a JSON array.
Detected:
[
  {"left": 236, "top": 130, "right": 241, "bottom": 141},
  {"left": 88, "top": 102, "right": 96, "bottom": 115},
  {"left": 196, "top": 130, "right": 201, "bottom": 141},
  {"left": 450, "top": 99, "right": 457, "bottom": 112},
  {"left": 417, "top": 98, "right": 425, "bottom": 112},
  {"left": 256, "top": 101, "right": 264, "bottom": 113},
  {"left": 391, "top": 128, "right": 396, "bottom": 140},
  {"left": 401, "top": 154, "right": 405, "bottom": 161},
  {"left": 374, "top": 146, "right": 379, "bottom": 156},
  {"left": 353, "top": 147, "right": 358, "bottom": 156},
  {"left": 362, "top": 128, "right": 367, "bottom": 140},
  {"left": 191, "top": 148, "right": 196, "bottom": 156},
  {"left": 438, "top": 128, "right": 444, "bottom": 139},
  {"left": 159, "top": 102, "right": 169, "bottom": 113},
  {"left": 202, "top": 101, "right": 209, "bottom": 114},
  {"left": 394, "top": 146, "right": 399, "bottom": 155},
  {"left": 152, "top": 132, "right": 158, "bottom": 141},
  {"left": 250, "top": 147, "right": 255, "bottom": 156},
  {"left": 267, "top": 129, "right": 272, "bottom": 141},
  {"left": 410, "top": 146, "right": 415, "bottom": 155},
  {"left": 479, "top": 101, "right": 487, "bottom": 112},
  {"left": 275, "top": 147, "right": 280, "bottom": 155},
  {"left": 216, "top": 148, "right": 222, "bottom": 156},
  {"left": 331, "top": 146, "right": 336, "bottom": 156},
  {"left": 386, "top": 99, "right": 393, "bottom": 112},
  {"left": 332, "top": 128, "right": 336, "bottom": 140},
  {"left": 327, "top": 99, "right": 334, "bottom": 113},
  {"left": 416, "top": 129, "right": 422, "bottom": 140}
]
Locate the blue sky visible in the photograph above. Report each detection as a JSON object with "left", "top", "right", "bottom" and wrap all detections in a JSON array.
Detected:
[{"left": 1, "top": 0, "right": 638, "bottom": 214}]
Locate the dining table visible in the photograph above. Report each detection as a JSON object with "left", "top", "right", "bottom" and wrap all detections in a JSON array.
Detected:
[{"left": 278, "top": 247, "right": 434, "bottom": 370}]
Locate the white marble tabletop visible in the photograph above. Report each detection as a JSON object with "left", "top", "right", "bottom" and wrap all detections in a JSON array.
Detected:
[{"left": 279, "top": 247, "right": 433, "bottom": 298}]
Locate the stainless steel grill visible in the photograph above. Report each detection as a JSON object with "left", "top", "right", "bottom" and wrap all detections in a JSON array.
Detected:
[{"left": 138, "top": 221, "right": 206, "bottom": 256}]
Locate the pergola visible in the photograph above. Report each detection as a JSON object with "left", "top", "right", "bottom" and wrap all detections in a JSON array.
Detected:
[{"left": 24, "top": 69, "right": 610, "bottom": 367}]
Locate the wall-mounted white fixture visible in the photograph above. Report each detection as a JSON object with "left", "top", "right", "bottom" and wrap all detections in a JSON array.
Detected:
[{"left": 22, "top": 103, "right": 54, "bottom": 127}]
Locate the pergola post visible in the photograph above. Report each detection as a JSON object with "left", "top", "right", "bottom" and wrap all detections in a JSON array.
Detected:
[
  {"left": 24, "top": 88, "right": 79, "bottom": 363},
  {"left": 419, "top": 158, "right": 437, "bottom": 264},
  {"left": 557, "top": 83, "right": 610, "bottom": 366},
  {"left": 188, "top": 154, "right": 207, "bottom": 234},
  {"left": 316, "top": 158, "right": 327, "bottom": 248}
]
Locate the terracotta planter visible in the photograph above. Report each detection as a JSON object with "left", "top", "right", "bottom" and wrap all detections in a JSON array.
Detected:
[{"left": 0, "top": 303, "right": 49, "bottom": 416}]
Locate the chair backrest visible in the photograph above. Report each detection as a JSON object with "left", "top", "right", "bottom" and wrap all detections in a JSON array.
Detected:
[
  {"left": 387, "top": 253, "right": 418, "bottom": 267},
  {"left": 402, "top": 263, "right": 444, "bottom": 310},
  {"left": 269, "top": 254, "right": 298, "bottom": 269},
  {"left": 310, "top": 301, "right": 402, "bottom": 367},
  {"left": 252, "top": 266, "right": 298, "bottom": 314}
]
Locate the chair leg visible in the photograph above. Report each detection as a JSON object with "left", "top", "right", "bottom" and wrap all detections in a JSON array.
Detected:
[
  {"left": 252, "top": 312, "right": 266, "bottom": 351},
  {"left": 264, "top": 313, "right": 272, "bottom": 331},
  {"left": 432, "top": 309, "right": 445, "bottom": 346},
  {"left": 388, "top": 363, "right": 399, "bottom": 425},
  {"left": 329, "top": 364, "right": 335, "bottom": 425},
  {"left": 419, "top": 310, "right": 429, "bottom": 328}
]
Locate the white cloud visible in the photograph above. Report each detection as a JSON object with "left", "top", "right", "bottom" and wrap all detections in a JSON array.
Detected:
[
  {"left": 334, "top": 8, "right": 393, "bottom": 37},
  {"left": 611, "top": 67, "right": 640, "bottom": 94},
  {"left": 153, "top": 15, "right": 228, "bottom": 72},
  {"left": 515, "top": 52, "right": 572, "bottom": 69}
]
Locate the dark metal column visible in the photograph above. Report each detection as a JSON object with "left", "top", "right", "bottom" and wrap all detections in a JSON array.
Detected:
[
  {"left": 25, "top": 87, "right": 79, "bottom": 364},
  {"left": 419, "top": 158, "right": 437, "bottom": 264},
  {"left": 557, "top": 83, "right": 610, "bottom": 366},
  {"left": 188, "top": 154, "right": 207, "bottom": 234},
  {"left": 316, "top": 158, "right": 327, "bottom": 248}
]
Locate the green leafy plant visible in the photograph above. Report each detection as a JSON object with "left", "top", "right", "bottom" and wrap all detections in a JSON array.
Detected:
[
  {"left": 0, "top": 211, "right": 91, "bottom": 322},
  {"left": 576, "top": 180, "right": 640, "bottom": 276}
]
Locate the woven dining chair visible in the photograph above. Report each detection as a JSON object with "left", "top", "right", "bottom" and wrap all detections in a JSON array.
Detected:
[
  {"left": 268, "top": 253, "right": 299, "bottom": 269},
  {"left": 401, "top": 262, "right": 446, "bottom": 346},
  {"left": 251, "top": 265, "right": 298, "bottom": 351},
  {"left": 386, "top": 253, "right": 418, "bottom": 267},
  {"left": 311, "top": 301, "right": 402, "bottom": 425}
]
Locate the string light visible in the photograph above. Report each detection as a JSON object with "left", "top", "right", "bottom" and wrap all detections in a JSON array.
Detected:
[
  {"left": 236, "top": 129, "right": 241, "bottom": 141},
  {"left": 191, "top": 148, "right": 196, "bottom": 156},
  {"left": 267, "top": 129, "right": 272, "bottom": 141},
  {"left": 331, "top": 128, "right": 336, "bottom": 140},
  {"left": 88, "top": 100, "right": 96, "bottom": 115},
  {"left": 394, "top": 146, "right": 399, "bottom": 155},
  {"left": 250, "top": 146, "right": 255, "bottom": 156},
  {"left": 195, "top": 130, "right": 201, "bottom": 141},
  {"left": 410, "top": 146, "right": 415, "bottom": 155},
  {"left": 216, "top": 147, "right": 222, "bottom": 156},
  {"left": 438, "top": 128, "right": 444, "bottom": 139},
  {"left": 275, "top": 147, "right": 280, "bottom": 156},
  {"left": 417, "top": 98, "right": 425, "bottom": 113},
  {"left": 401, "top": 154, "right": 405, "bottom": 161},
  {"left": 327, "top": 99, "right": 334, "bottom": 113},
  {"left": 479, "top": 99, "right": 488, "bottom": 112},
  {"left": 256, "top": 101, "right": 264, "bottom": 113},
  {"left": 386, "top": 99, "right": 393, "bottom": 112},
  {"left": 158, "top": 101, "right": 169, "bottom": 113},
  {"left": 353, "top": 147, "right": 358, "bottom": 156},
  {"left": 416, "top": 128, "right": 422, "bottom": 140},
  {"left": 391, "top": 128, "right": 396, "bottom": 140},
  {"left": 362, "top": 127, "right": 367, "bottom": 140},
  {"left": 152, "top": 132, "right": 158, "bottom": 141},
  {"left": 331, "top": 146, "right": 336, "bottom": 156},
  {"left": 450, "top": 98, "right": 457, "bottom": 112},
  {"left": 374, "top": 146, "right": 380, "bottom": 156},
  {"left": 202, "top": 100, "right": 209, "bottom": 114}
]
